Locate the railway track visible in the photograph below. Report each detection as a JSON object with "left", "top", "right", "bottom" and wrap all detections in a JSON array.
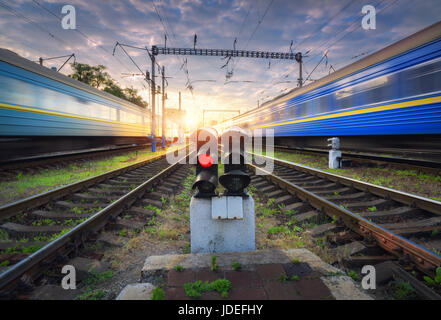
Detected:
[
  {"left": 0, "top": 143, "right": 154, "bottom": 177},
  {"left": 274, "top": 145, "right": 441, "bottom": 175},
  {"left": 248, "top": 153, "right": 441, "bottom": 283},
  {"left": 0, "top": 149, "right": 189, "bottom": 298}
]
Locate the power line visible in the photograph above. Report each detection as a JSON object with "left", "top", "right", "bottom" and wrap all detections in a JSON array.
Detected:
[
  {"left": 229, "top": 0, "right": 275, "bottom": 79},
  {"left": 29, "top": 0, "right": 139, "bottom": 86},
  {"left": 0, "top": 1, "right": 70, "bottom": 47},
  {"left": 305, "top": 0, "right": 388, "bottom": 63},
  {"left": 150, "top": 0, "right": 194, "bottom": 96},
  {"left": 271, "top": 0, "right": 358, "bottom": 82},
  {"left": 296, "top": 0, "right": 358, "bottom": 50}
]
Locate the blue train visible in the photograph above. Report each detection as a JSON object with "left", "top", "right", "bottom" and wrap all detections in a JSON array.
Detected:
[
  {"left": 0, "top": 48, "right": 155, "bottom": 161},
  {"left": 220, "top": 21, "right": 441, "bottom": 157}
]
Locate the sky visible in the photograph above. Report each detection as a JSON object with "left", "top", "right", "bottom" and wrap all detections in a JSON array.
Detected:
[{"left": 1, "top": 0, "right": 441, "bottom": 128}]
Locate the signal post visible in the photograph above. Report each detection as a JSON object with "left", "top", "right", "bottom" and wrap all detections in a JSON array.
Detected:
[{"left": 190, "top": 127, "right": 255, "bottom": 254}]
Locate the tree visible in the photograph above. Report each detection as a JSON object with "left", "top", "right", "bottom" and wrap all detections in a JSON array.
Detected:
[
  {"left": 123, "top": 86, "right": 148, "bottom": 108},
  {"left": 69, "top": 63, "right": 148, "bottom": 108},
  {"left": 103, "top": 79, "right": 126, "bottom": 99},
  {"left": 69, "top": 63, "right": 110, "bottom": 89}
]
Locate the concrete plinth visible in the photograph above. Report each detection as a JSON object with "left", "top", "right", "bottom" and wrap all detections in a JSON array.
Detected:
[
  {"left": 190, "top": 196, "right": 255, "bottom": 253},
  {"left": 140, "top": 249, "right": 373, "bottom": 300},
  {"left": 328, "top": 150, "right": 342, "bottom": 169}
]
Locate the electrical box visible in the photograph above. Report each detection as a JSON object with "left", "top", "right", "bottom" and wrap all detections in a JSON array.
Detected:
[{"left": 211, "top": 196, "right": 244, "bottom": 220}]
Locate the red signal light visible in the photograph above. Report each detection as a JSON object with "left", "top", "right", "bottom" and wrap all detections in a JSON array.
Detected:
[{"left": 198, "top": 154, "right": 214, "bottom": 168}]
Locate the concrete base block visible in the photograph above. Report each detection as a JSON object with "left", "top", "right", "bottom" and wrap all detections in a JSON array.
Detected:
[
  {"left": 328, "top": 150, "right": 342, "bottom": 169},
  {"left": 190, "top": 196, "right": 255, "bottom": 253},
  {"left": 140, "top": 249, "right": 373, "bottom": 300},
  {"left": 116, "top": 283, "right": 155, "bottom": 300}
]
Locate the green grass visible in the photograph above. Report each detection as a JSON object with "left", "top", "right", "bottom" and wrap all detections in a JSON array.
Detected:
[
  {"left": 267, "top": 225, "right": 292, "bottom": 235},
  {"left": 151, "top": 287, "right": 165, "bottom": 300},
  {"left": 0, "top": 260, "right": 10, "bottom": 267},
  {"left": 423, "top": 267, "right": 441, "bottom": 286},
  {"left": 174, "top": 265, "right": 184, "bottom": 272},
  {"left": 85, "top": 270, "right": 114, "bottom": 286},
  {"left": 211, "top": 256, "right": 219, "bottom": 271},
  {"left": 394, "top": 281, "right": 416, "bottom": 300},
  {"left": 347, "top": 270, "right": 360, "bottom": 281},
  {"left": 183, "top": 279, "right": 232, "bottom": 299},
  {"left": 232, "top": 261, "right": 241, "bottom": 271},
  {"left": 0, "top": 148, "right": 170, "bottom": 206},
  {"left": 254, "top": 150, "right": 441, "bottom": 199},
  {"left": 77, "top": 289, "right": 106, "bottom": 300}
]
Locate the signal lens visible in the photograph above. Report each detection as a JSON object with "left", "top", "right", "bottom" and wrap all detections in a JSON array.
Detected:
[{"left": 198, "top": 154, "right": 213, "bottom": 168}]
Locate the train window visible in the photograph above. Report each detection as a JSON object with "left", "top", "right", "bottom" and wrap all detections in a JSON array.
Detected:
[
  {"left": 335, "top": 87, "right": 355, "bottom": 110},
  {"left": 317, "top": 94, "right": 330, "bottom": 114},
  {"left": 402, "top": 59, "right": 441, "bottom": 97}
]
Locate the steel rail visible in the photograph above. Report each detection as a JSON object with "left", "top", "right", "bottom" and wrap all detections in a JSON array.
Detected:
[
  {"left": 0, "top": 153, "right": 189, "bottom": 294},
  {"left": 0, "top": 143, "right": 152, "bottom": 170},
  {"left": 274, "top": 145, "right": 441, "bottom": 174},
  {"left": 252, "top": 152, "right": 441, "bottom": 216},
  {"left": 248, "top": 153, "right": 441, "bottom": 275},
  {"left": 0, "top": 150, "right": 176, "bottom": 220}
]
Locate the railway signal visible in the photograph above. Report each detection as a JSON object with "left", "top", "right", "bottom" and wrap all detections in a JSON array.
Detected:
[
  {"left": 219, "top": 127, "right": 251, "bottom": 196},
  {"left": 192, "top": 128, "right": 219, "bottom": 198}
]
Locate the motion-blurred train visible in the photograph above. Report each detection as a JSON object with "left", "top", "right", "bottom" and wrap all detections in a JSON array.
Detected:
[
  {"left": 218, "top": 21, "right": 441, "bottom": 158},
  {"left": 0, "top": 48, "right": 157, "bottom": 162}
]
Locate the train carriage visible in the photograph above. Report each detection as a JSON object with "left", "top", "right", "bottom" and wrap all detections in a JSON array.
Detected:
[
  {"left": 221, "top": 21, "right": 441, "bottom": 157},
  {"left": 0, "top": 48, "right": 154, "bottom": 161}
]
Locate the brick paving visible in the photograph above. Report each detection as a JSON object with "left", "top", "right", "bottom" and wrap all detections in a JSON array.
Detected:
[{"left": 163, "top": 262, "right": 334, "bottom": 300}]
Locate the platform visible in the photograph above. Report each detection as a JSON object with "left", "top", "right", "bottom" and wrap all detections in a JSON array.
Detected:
[{"left": 117, "top": 249, "right": 372, "bottom": 300}]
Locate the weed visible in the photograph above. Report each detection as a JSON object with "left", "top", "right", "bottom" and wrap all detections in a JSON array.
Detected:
[
  {"left": 278, "top": 274, "right": 288, "bottom": 283},
  {"left": 291, "top": 258, "right": 300, "bottom": 264},
  {"left": 148, "top": 216, "right": 157, "bottom": 226},
  {"left": 77, "top": 289, "right": 106, "bottom": 300},
  {"left": 144, "top": 226, "right": 157, "bottom": 235},
  {"left": 85, "top": 270, "right": 114, "bottom": 286},
  {"left": 0, "top": 260, "right": 10, "bottom": 267},
  {"left": 118, "top": 229, "right": 128, "bottom": 237},
  {"left": 211, "top": 256, "right": 219, "bottom": 271},
  {"left": 423, "top": 267, "right": 441, "bottom": 286},
  {"left": 315, "top": 237, "right": 325, "bottom": 248},
  {"left": 0, "top": 230, "right": 9, "bottom": 241},
  {"left": 183, "top": 243, "right": 190, "bottom": 254},
  {"left": 368, "top": 206, "right": 377, "bottom": 212},
  {"left": 291, "top": 275, "right": 299, "bottom": 281},
  {"left": 183, "top": 279, "right": 232, "bottom": 299},
  {"left": 151, "top": 287, "right": 165, "bottom": 300},
  {"left": 267, "top": 225, "right": 292, "bottom": 236},
  {"left": 174, "top": 265, "right": 184, "bottom": 272},
  {"left": 144, "top": 204, "right": 162, "bottom": 216},
  {"left": 347, "top": 270, "right": 360, "bottom": 281},
  {"left": 266, "top": 198, "right": 275, "bottom": 206},
  {"left": 394, "top": 281, "right": 416, "bottom": 300},
  {"left": 232, "top": 261, "right": 241, "bottom": 271}
]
